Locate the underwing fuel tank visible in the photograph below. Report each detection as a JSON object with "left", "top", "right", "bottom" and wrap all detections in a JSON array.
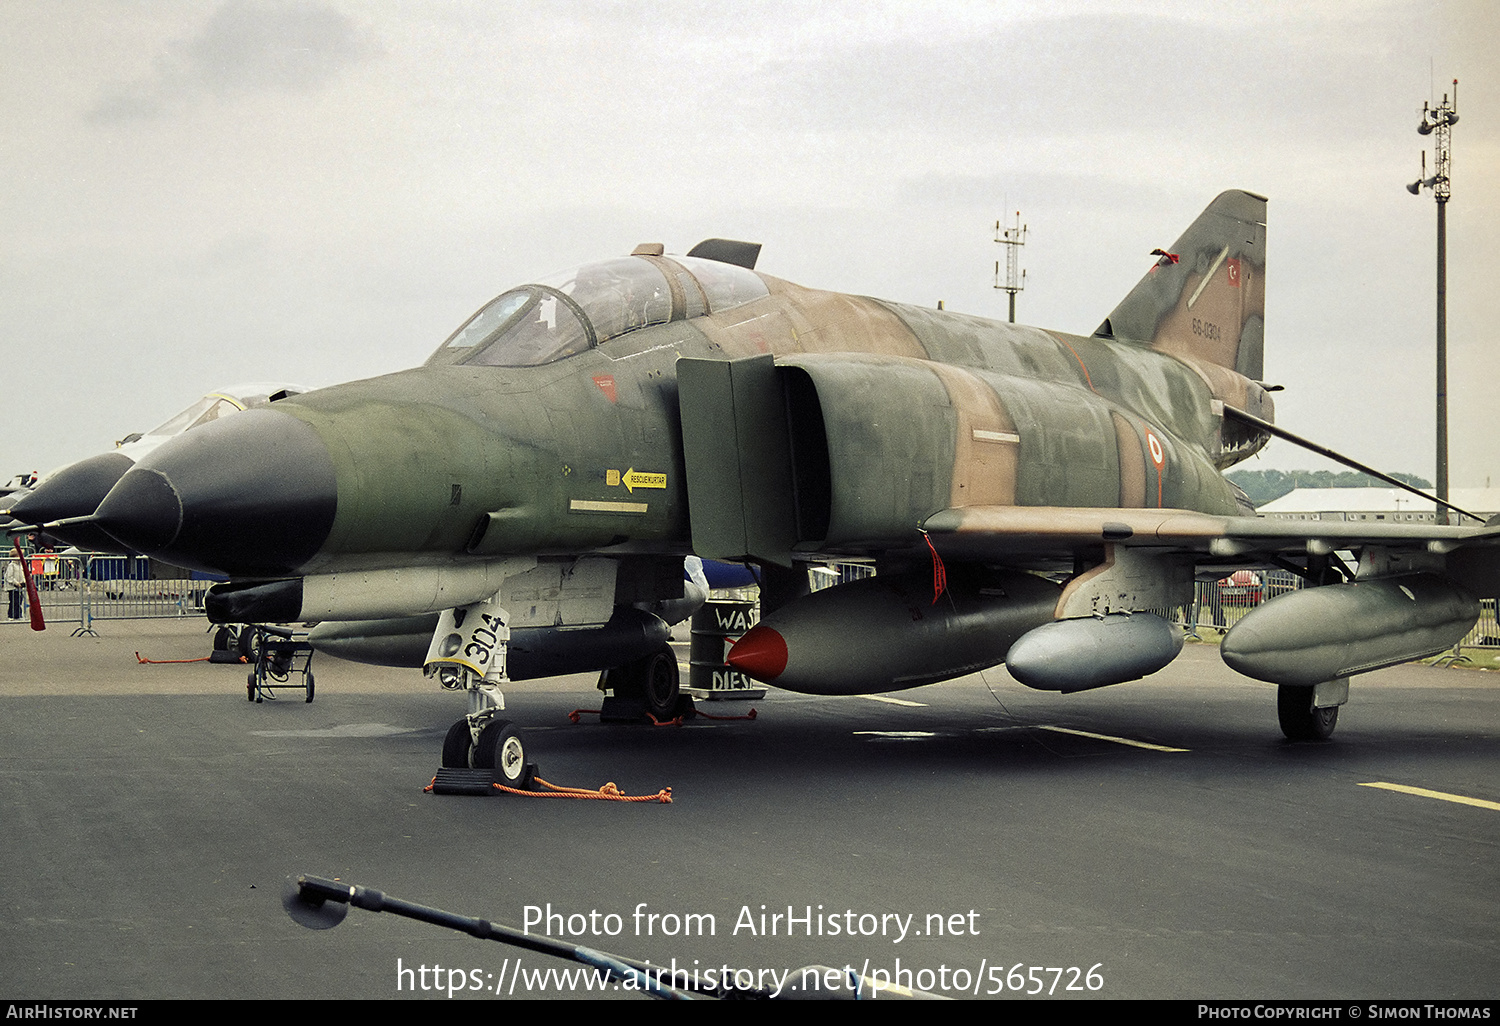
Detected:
[
  {"left": 1220, "top": 573, "right": 1479, "bottom": 686},
  {"left": 1005, "top": 613, "right": 1184, "bottom": 693},
  {"left": 725, "top": 569, "right": 1060, "bottom": 695}
]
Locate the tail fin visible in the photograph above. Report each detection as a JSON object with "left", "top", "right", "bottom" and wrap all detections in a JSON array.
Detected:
[{"left": 1094, "top": 190, "right": 1266, "bottom": 381}]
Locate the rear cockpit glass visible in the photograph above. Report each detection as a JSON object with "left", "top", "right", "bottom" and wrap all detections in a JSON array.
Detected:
[
  {"left": 430, "top": 253, "right": 770, "bottom": 368},
  {"left": 540, "top": 259, "right": 673, "bottom": 343},
  {"left": 674, "top": 255, "right": 768, "bottom": 314}
]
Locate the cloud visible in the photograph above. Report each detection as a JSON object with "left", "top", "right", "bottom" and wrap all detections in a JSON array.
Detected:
[
  {"left": 86, "top": 0, "right": 379, "bottom": 123},
  {"left": 731, "top": 10, "right": 1416, "bottom": 144}
]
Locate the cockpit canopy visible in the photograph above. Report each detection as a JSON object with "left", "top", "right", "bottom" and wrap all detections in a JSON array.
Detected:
[
  {"left": 428, "top": 254, "right": 768, "bottom": 368},
  {"left": 136, "top": 383, "right": 308, "bottom": 440}
]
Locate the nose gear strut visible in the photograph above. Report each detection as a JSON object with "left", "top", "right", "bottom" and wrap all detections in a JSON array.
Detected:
[{"left": 426, "top": 594, "right": 531, "bottom": 789}]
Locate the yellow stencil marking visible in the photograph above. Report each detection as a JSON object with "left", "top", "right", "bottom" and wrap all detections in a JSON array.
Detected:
[
  {"left": 621, "top": 468, "right": 667, "bottom": 493},
  {"left": 570, "top": 499, "right": 648, "bottom": 514}
]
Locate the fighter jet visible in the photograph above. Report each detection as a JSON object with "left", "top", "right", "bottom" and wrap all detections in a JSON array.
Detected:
[
  {"left": 75, "top": 191, "right": 1500, "bottom": 779},
  {"left": 5, "top": 383, "right": 308, "bottom": 551}
]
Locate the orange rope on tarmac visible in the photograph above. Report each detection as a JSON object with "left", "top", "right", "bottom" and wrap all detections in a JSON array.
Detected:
[
  {"left": 135, "top": 652, "right": 216, "bottom": 664},
  {"left": 500, "top": 777, "right": 672, "bottom": 803},
  {"left": 422, "top": 774, "right": 671, "bottom": 803}
]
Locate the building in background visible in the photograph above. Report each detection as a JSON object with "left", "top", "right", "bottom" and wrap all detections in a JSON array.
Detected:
[{"left": 1257, "top": 487, "right": 1500, "bottom": 524}]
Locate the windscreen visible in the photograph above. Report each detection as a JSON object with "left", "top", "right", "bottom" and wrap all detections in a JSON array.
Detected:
[{"left": 430, "top": 254, "right": 769, "bottom": 367}]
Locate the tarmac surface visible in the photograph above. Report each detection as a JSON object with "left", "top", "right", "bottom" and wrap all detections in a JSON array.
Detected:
[{"left": 1, "top": 616, "right": 1497, "bottom": 1001}]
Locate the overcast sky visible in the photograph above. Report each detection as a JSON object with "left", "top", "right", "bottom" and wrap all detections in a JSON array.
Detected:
[{"left": 3, "top": 1, "right": 1496, "bottom": 490}]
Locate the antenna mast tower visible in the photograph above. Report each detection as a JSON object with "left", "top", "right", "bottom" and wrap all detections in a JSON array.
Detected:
[
  {"left": 1407, "top": 79, "right": 1459, "bottom": 511},
  {"left": 994, "top": 211, "right": 1027, "bottom": 323}
]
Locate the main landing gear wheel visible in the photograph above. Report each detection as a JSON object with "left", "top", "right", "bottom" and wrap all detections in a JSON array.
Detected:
[
  {"left": 640, "top": 647, "right": 681, "bottom": 720},
  {"left": 598, "top": 645, "right": 687, "bottom": 723},
  {"left": 1278, "top": 684, "right": 1338, "bottom": 741},
  {"left": 474, "top": 719, "right": 529, "bottom": 788}
]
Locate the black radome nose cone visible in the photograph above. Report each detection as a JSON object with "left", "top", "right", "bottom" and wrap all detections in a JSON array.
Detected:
[
  {"left": 94, "top": 409, "right": 337, "bottom": 577},
  {"left": 8, "top": 451, "right": 134, "bottom": 524},
  {"left": 7, "top": 451, "right": 137, "bottom": 551},
  {"left": 95, "top": 468, "right": 183, "bottom": 553}
]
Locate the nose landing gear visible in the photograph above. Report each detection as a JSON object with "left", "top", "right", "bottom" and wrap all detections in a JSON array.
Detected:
[
  {"left": 442, "top": 714, "right": 532, "bottom": 788},
  {"left": 428, "top": 594, "right": 535, "bottom": 790}
]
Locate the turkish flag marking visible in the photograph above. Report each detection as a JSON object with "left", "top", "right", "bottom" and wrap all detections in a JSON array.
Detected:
[
  {"left": 1145, "top": 427, "right": 1166, "bottom": 508},
  {"left": 1227, "top": 258, "right": 1241, "bottom": 287}
]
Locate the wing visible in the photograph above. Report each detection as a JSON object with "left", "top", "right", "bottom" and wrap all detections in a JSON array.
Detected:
[
  {"left": 922, "top": 504, "right": 1500, "bottom": 598},
  {"left": 923, "top": 504, "right": 1499, "bottom": 562}
]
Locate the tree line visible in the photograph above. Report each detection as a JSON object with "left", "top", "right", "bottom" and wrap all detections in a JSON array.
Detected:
[{"left": 1225, "top": 469, "right": 1432, "bottom": 508}]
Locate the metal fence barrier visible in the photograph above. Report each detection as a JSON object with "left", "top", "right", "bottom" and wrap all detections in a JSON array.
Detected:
[
  {"left": 1171, "top": 571, "right": 1500, "bottom": 650},
  {"left": 3, "top": 553, "right": 211, "bottom": 635},
  {"left": 1177, "top": 570, "right": 1304, "bottom": 635}
]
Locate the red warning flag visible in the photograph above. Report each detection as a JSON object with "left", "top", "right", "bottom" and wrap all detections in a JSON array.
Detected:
[
  {"left": 921, "top": 531, "right": 947, "bottom": 605},
  {"left": 13, "top": 538, "right": 44, "bottom": 631}
]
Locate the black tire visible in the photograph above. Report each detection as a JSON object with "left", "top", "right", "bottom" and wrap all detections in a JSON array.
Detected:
[
  {"left": 1278, "top": 684, "right": 1338, "bottom": 741},
  {"left": 442, "top": 719, "right": 473, "bottom": 768},
  {"left": 304, "top": 672, "right": 315, "bottom": 704},
  {"left": 247, "top": 679, "right": 256, "bottom": 702},
  {"left": 474, "top": 720, "right": 528, "bottom": 788},
  {"left": 641, "top": 647, "right": 680, "bottom": 720},
  {"left": 238, "top": 627, "right": 260, "bottom": 662}
]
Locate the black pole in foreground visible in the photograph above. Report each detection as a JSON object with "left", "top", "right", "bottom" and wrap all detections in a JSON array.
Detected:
[
  {"left": 283, "top": 874, "right": 699, "bottom": 999},
  {"left": 282, "top": 874, "right": 944, "bottom": 1001}
]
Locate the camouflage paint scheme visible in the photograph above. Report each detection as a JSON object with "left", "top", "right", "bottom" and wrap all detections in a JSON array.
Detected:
[
  {"left": 267, "top": 193, "right": 1266, "bottom": 578},
  {"left": 86, "top": 191, "right": 1500, "bottom": 739}
]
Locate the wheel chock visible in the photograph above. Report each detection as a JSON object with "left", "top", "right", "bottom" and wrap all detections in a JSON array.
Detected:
[
  {"left": 429, "top": 763, "right": 542, "bottom": 796},
  {"left": 598, "top": 695, "right": 648, "bottom": 723},
  {"left": 430, "top": 768, "right": 501, "bottom": 796}
]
